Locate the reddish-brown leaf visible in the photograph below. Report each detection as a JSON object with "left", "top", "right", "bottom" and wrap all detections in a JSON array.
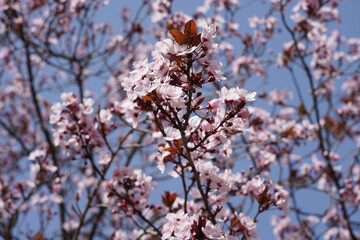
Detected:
[
  {"left": 1, "top": 184, "right": 6, "bottom": 194},
  {"left": 184, "top": 19, "right": 197, "bottom": 38},
  {"left": 30, "top": 231, "right": 43, "bottom": 240},
  {"left": 75, "top": 193, "right": 80, "bottom": 202},
  {"left": 163, "top": 154, "right": 173, "bottom": 163},
  {"left": 176, "top": 139, "right": 182, "bottom": 150},
  {"left": 194, "top": 71, "right": 202, "bottom": 80},
  {"left": 191, "top": 33, "right": 202, "bottom": 47},
  {"left": 170, "top": 29, "right": 187, "bottom": 45},
  {"left": 168, "top": 192, "right": 177, "bottom": 205},
  {"left": 298, "top": 104, "right": 307, "bottom": 115},
  {"left": 163, "top": 147, "right": 177, "bottom": 155},
  {"left": 161, "top": 191, "right": 178, "bottom": 208},
  {"left": 169, "top": 53, "right": 183, "bottom": 66},
  {"left": 230, "top": 217, "right": 239, "bottom": 228},
  {"left": 142, "top": 95, "right": 153, "bottom": 101},
  {"left": 264, "top": 184, "right": 270, "bottom": 194}
]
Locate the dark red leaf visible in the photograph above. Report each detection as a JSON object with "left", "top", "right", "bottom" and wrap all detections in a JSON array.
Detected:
[
  {"left": 142, "top": 95, "right": 153, "bottom": 101},
  {"left": 30, "top": 231, "right": 43, "bottom": 240},
  {"left": 184, "top": 19, "right": 197, "bottom": 38},
  {"left": 162, "top": 191, "right": 178, "bottom": 208},
  {"left": 170, "top": 29, "right": 187, "bottom": 45},
  {"left": 163, "top": 147, "right": 178, "bottom": 155},
  {"left": 169, "top": 53, "right": 183, "bottom": 66},
  {"left": 191, "top": 34, "right": 202, "bottom": 47}
]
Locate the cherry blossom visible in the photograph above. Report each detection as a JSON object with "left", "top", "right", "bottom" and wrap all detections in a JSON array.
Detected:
[{"left": 1, "top": 0, "right": 360, "bottom": 239}]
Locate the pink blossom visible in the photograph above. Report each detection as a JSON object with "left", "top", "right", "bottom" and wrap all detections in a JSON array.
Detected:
[
  {"left": 99, "top": 109, "right": 112, "bottom": 123},
  {"left": 158, "top": 85, "right": 183, "bottom": 99},
  {"left": 164, "top": 126, "right": 181, "bottom": 141},
  {"left": 202, "top": 222, "right": 224, "bottom": 239},
  {"left": 201, "top": 23, "right": 217, "bottom": 40},
  {"left": 155, "top": 38, "right": 197, "bottom": 57},
  {"left": 62, "top": 219, "right": 80, "bottom": 231},
  {"left": 241, "top": 175, "right": 265, "bottom": 195},
  {"left": 199, "top": 57, "right": 226, "bottom": 81},
  {"left": 268, "top": 89, "right": 293, "bottom": 105},
  {"left": 151, "top": 0, "right": 171, "bottom": 23},
  {"left": 149, "top": 55, "right": 171, "bottom": 78},
  {"left": 28, "top": 149, "right": 47, "bottom": 161},
  {"left": 237, "top": 212, "right": 258, "bottom": 239},
  {"left": 273, "top": 183, "right": 291, "bottom": 214},
  {"left": 61, "top": 92, "right": 77, "bottom": 106},
  {"left": 162, "top": 210, "right": 192, "bottom": 240},
  {"left": 0, "top": 47, "right": 10, "bottom": 59},
  {"left": 324, "top": 227, "right": 352, "bottom": 240},
  {"left": 114, "top": 99, "right": 140, "bottom": 128},
  {"left": 98, "top": 153, "right": 111, "bottom": 165},
  {"left": 249, "top": 16, "right": 261, "bottom": 28},
  {"left": 113, "top": 230, "right": 128, "bottom": 240},
  {"left": 80, "top": 98, "right": 94, "bottom": 115},
  {"left": 1, "top": 1, "right": 359, "bottom": 238},
  {"left": 218, "top": 87, "right": 256, "bottom": 103},
  {"left": 50, "top": 193, "right": 63, "bottom": 204},
  {"left": 196, "top": 160, "right": 219, "bottom": 182}
]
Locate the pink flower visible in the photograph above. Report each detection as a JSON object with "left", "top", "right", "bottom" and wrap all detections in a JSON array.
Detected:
[
  {"left": 207, "top": 99, "right": 221, "bottom": 113},
  {"left": 151, "top": 0, "right": 171, "bottom": 23},
  {"left": 202, "top": 222, "right": 224, "bottom": 239},
  {"left": 218, "top": 87, "right": 256, "bottom": 103},
  {"left": 50, "top": 193, "right": 63, "bottom": 204},
  {"left": 164, "top": 126, "right": 181, "bottom": 141},
  {"left": 28, "top": 149, "right": 47, "bottom": 161},
  {"left": 103, "top": 167, "right": 155, "bottom": 212},
  {"left": 201, "top": 23, "right": 217, "bottom": 40},
  {"left": 62, "top": 219, "right": 79, "bottom": 231},
  {"left": 98, "top": 153, "right": 111, "bottom": 165},
  {"left": 155, "top": 38, "right": 197, "bottom": 57},
  {"left": 248, "top": 16, "right": 261, "bottom": 28},
  {"left": 324, "top": 227, "right": 352, "bottom": 240},
  {"left": 196, "top": 160, "right": 219, "bottom": 182},
  {"left": 80, "top": 98, "right": 94, "bottom": 115},
  {"left": 113, "top": 230, "right": 127, "bottom": 240},
  {"left": 49, "top": 103, "right": 63, "bottom": 124},
  {"left": 241, "top": 175, "right": 265, "bottom": 195},
  {"left": 133, "top": 79, "right": 160, "bottom": 97},
  {"left": 0, "top": 47, "right": 10, "bottom": 59},
  {"left": 149, "top": 55, "right": 171, "bottom": 78},
  {"left": 273, "top": 183, "right": 291, "bottom": 214},
  {"left": 61, "top": 92, "right": 77, "bottom": 106},
  {"left": 158, "top": 85, "right": 183, "bottom": 99},
  {"left": 162, "top": 210, "right": 192, "bottom": 240},
  {"left": 99, "top": 109, "right": 112, "bottom": 123},
  {"left": 237, "top": 212, "right": 258, "bottom": 239},
  {"left": 199, "top": 57, "right": 226, "bottom": 81},
  {"left": 114, "top": 100, "right": 140, "bottom": 128}
]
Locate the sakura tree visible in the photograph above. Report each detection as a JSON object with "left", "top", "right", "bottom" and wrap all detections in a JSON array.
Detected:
[{"left": 0, "top": 0, "right": 360, "bottom": 239}]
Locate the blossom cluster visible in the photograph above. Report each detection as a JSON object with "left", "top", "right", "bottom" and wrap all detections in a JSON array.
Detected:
[{"left": 1, "top": 0, "right": 360, "bottom": 239}]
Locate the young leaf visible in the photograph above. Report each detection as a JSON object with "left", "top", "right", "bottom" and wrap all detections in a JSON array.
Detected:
[
  {"left": 170, "top": 29, "right": 187, "bottom": 45},
  {"left": 142, "top": 95, "right": 153, "bottom": 101},
  {"left": 30, "top": 231, "right": 43, "bottom": 240},
  {"left": 163, "top": 147, "right": 178, "bottom": 155},
  {"left": 161, "top": 191, "right": 178, "bottom": 208},
  {"left": 191, "top": 33, "right": 202, "bottom": 47},
  {"left": 184, "top": 19, "right": 197, "bottom": 38},
  {"left": 169, "top": 53, "right": 183, "bottom": 66}
]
